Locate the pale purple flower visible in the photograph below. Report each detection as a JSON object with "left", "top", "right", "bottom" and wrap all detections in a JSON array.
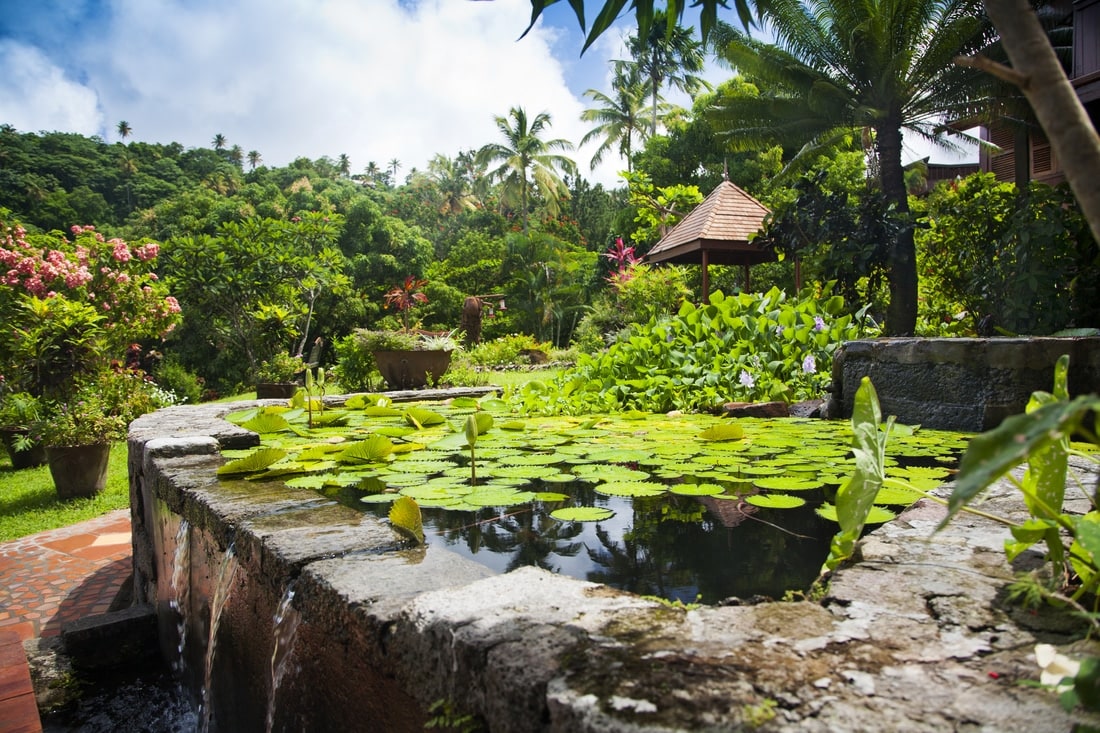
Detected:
[
  {"left": 813, "top": 315, "right": 827, "bottom": 332},
  {"left": 802, "top": 354, "right": 817, "bottom": 374},
  {"left": 739, "top": 370, "right": 755, "bottom": 389}
]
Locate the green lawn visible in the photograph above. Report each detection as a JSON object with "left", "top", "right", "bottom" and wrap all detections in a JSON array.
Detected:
[{"left": 0, "top": 443, "right": 130, "bottom": 542}]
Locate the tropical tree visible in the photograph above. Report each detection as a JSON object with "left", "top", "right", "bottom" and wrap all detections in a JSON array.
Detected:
[
  {"left": 705, "top": 1, "right": 994, "bottom": 335},
  {"left": 247, "top": 150, "right": 262, "bottom": 171},
  {"left": 388, "top": 158, "right": 401, "bottom": 184},
  {"left": 477, "top": 107, "right": 576, "bottom": 234},
  {"left": 626, "top": 10, "right": 710, "bottom": 136},
  {"left": 212, "top": 133, "right": 227, "bottom": 151},
  {"left": 117, "top": 120, "right": 132, "bottom": 142},
  {"left": 427, "top": 153, "right": 478, "bottom": 214},
  {"left": 580, "top": 61, "right": 652, "bottom": 172},
  {"left": 228, "top": 144, "right": 243, "bottom": 168}
]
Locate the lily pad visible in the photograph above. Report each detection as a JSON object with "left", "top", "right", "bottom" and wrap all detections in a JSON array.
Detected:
[
  {"left": 550, "top": 506, "right": 615, "bottom": 522},
  {"left": 668, "top": 482, "right": 726, "bottom": 497},
  {"left": 594, "top": 481, "right": 667, "bottom": 498},
  {"left": 744, "top": 494, "right": 806, "bottom": 509},
  {"left": 816, "top": 503, "right": 897, "bottom": 525},
  {"left": 217, "top": 447, "right": 288, "bottom": 475}
]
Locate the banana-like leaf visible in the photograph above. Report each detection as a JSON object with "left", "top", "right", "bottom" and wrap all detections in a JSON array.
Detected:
[{"left": 217, "top": 447, "right": 288, "bottom": 475}]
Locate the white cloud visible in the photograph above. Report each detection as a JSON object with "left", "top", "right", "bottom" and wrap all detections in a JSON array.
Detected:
[
  {"left": 0, "top": 0, "right": 628, "bottom": 186},
  {"left": 0, "top": 39, "right": 102, "bottom": 135}
]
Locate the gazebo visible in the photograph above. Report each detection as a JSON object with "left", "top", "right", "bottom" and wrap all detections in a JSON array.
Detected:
[{"left": 643, "top": 178, "right": 776, "bottom": 302}]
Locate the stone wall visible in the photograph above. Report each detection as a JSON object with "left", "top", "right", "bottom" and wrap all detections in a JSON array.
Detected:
[
  {"left": 127, "top": 401, "right": 1100, "bottom": 731},
  {"left": 828, "top": 337, "right": 1100, "bottom": 431}
]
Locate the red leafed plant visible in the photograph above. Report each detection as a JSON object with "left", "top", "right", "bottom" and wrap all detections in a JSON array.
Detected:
[{"left": 383, "top": 276, "right": 428, "bottom": 332}]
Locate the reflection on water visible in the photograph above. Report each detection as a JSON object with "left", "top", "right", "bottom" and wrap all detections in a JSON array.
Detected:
[{"left": 355, "top": 477, "right": 834, "bottom": 605}]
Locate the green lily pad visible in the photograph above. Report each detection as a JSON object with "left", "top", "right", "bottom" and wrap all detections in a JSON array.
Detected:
[
  {"left": 536, "top": 492, "right": 571, "bottom": 502},
  {"left": 873, "top": 486, "right": 925, "bottom": 505},
  {"left": 338, "top": 435, "right": 395, "bottom": 463},
  {"left": 752, "top": 477, "right": 824, "bottom": 491},
  {"left": 698, "top": 423, "right": 745, "bottom": 441},
  {"left": 217, "top": 447, "right": 288, "bottom": 475},
  {"left": 669, "top": 482, "right": 725, "bottom": 496},
  {"left": 816, "top": 503, "right": 897, "bottom": 524},
  {"left": 594, "top": 481, "right": 667, "bottom": 498},
  {"left": 550, "top": 506, "right": 615, "bottom": 522},
  {"left": 360, "top": 493, "right": 400, "bottom": 504},
  {"left": 744, "top": 494, "right": 806, "bottom": 509}
]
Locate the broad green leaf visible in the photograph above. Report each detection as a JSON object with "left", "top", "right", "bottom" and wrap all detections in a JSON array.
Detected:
[
  {"left": 551, "top": 506, "right": 615, "bottom": 522},
  {"left": 698, "top": 423, "right": 745, "bottom": 441},
  {"left": 745, "top": 494, "right": 806, "bottom": 509},
  {"left": 338, "top": 435, "right": 395, "bottom": 463},
  {"left": 217, "top": 447, "right": 287, "bottom": 475},
  {"left": 668, "top": 482, "right": 725, "bottom": 496},
  {"left": 389, "top": 496, "right": 424, "bottom": 543},
  {"left": 241, "top": 413, "right": 292, "bottom": 434},
  {"left": 404, "top": 407, "right": 446, "bottom": 427}
]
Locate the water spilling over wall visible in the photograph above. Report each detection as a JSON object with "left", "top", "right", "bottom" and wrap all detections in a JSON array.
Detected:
[{"left": 127, "top": 387, "right": 1100, "bottom": 731}]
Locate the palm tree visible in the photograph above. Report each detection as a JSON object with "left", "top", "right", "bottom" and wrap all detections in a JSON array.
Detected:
[
  {"left": 388, "top": 158, "right": 401, "bottom": 184},
  {"left": 580, "top": 61, "right": 652, "bottom": 172},
  {"left": 247, "top": 150, "right": 262, "bottom": 171},
  {"left": 627, "top": 10, "right": 711, "bottom": 136},
  {"left": 337, "top": 154, "right": 351, "bottom": 178},
  {"left": 116, "top": 120, "right": 132, "bottom": 142},
  {"left": 228, "top": 144, "right": 243, "bottom": 168},
  {"left": 427, "top": 154, "right": 477, "bottom": 214},
  {"left": 706, "top": 0, "right": 993, "bottom": 335},
  {"left": 476, "top": 107, "right": 576, "bottom": 233},
  {"left": 212, "top": 133, "right": 227, "bottom": 151}
]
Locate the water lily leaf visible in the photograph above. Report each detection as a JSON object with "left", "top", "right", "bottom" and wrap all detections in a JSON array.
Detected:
[
  {"left": 364, "top": 405, "right": 403, "bottom": 417},
  {"left": 241, "top": 413, "right": 291, "bottom": 434},
  {"left": 472, "top": 412, "right": 494, "bottom": 435},
  {"left": 297, "top": 444, "right": 346, "bottom": 461},
  {"left": 752, "top": 477, "right": 824, "bottom": 491},
  {"left": 500, "top": 452, "right": 562, "bottom": 466},
  {"left": 284, "top": 475, "right": 331, "bottom": 489},
  {"left": 477, "top": 397, "right": 508, "bottom": 411},
  {"left": 745, "top": 494, "right": 806, "bottom": 509},
  {"left": 307, "top": 411, "right": 349, "bottom": 428},
  {"left": 360, "top": 493, "right": 399, "bottom": 504},
  {"left": 698, "top": 424, "right": 745, "bottom": 441},
  {"left": 389, "top": 496, "right": 424, "bottom": 543},
  {"left": 217, "top": 447, "right": 287, "bottom": 475},
  {"left": 404, "top": 407, "right": 446, "bottom": 428},
  {"left": 816, "top": 503, "right": 896, "bottom": 525},
  {"left": 595, "top": 481, "right": 667, "bottom": 498},
  {"left": 873, "top": 486, "right": 925, "bottom": 505},
  {"left": 585, "top": 448, "right": 652, "bottom": 463},
  {"left": 500, "top": 420, "right": 526, "bottom": 431},
  {"left": 338, "top": 435, "right": 395, "bottom": 463},
  {"left": 450, "top": 397, "right": 480, "bottom": 409},
  {"left": 223, "top": 408, "right": 260, "bottom": 425},
  {"left": 669, "top": 482, "right": 725, "bottom": 496},
  {"left": 551, "top": 506, "right": 615, "bottom": 522},
  {"left": 536, "top": 492, "right": 571, "bottom": 502},
  {"left": 464, "top": 489, "right": 536, "bottom": 507},
  {"left": 399, "top": 486, "right": 455, "bottom": 501},
  {"left": 538, "top": 472, "right": 577, "bottom": 483}
]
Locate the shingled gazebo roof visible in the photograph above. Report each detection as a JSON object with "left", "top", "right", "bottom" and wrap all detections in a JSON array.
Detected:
[{"left": 643, "top": 179, "right": 775, "bottom": 300}]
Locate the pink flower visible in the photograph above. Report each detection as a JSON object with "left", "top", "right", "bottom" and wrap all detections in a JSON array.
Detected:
[{"left": 111, "top": 241, "right": 131, "bottom": 262}]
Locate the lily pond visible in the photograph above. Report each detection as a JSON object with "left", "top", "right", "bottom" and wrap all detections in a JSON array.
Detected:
[{"left": 218, "top": 394, "right": 970, "bottom": 605}]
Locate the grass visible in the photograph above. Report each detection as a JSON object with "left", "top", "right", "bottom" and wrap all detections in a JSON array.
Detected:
[
  {"left": 0, "top": 443, "right": 130, "bottom": 542},
  {"left": 0, "top": 368, "right": 564, "bottom": 542}
]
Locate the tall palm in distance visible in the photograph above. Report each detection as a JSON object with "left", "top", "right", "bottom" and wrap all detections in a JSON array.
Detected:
[
  {"left": 580, "top": 61, "right": 652, "bottom": 172},
  {"left": 116, "top": 120, "right": 132, "bottom": 142},
  {"left": 627, "top": 10, "right": 710, "bottom": 136},
  {"left": 477, "top": 107, "right": 576, "bottom": 234},
  {"left": 247, "top": 150, "right": 262, "bottom": 171},
  {"left": 707, "top": 0, "right": 994, "bottom": 335},
  {"left": 212, "top": 133, "right": 227, "bottom": 151},
  {"left": 388, "top": 158, "right": 401, "bottom": 185},
  {"left": 338, "top": 153, "right": 351, "bottom": 178}
]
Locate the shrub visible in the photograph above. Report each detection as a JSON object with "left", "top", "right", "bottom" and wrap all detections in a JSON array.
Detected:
[
  {"left": 512, "top": 286, "right": 877, "bottom": 415},
  {"left": 465, "top": 334, "right": 548, "bottom": 367},
  {"left": 154, "top": 357, "right": 204, "bottom": 404}
]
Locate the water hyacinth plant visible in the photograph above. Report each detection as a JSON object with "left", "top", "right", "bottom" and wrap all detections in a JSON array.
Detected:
[{"left": 513, "top": 285, "right": 876, "bottom": 415}]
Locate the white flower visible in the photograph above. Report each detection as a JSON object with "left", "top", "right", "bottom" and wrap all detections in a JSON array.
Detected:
[{"left": 1035, "top": 643, "right": 1080, "bottom": 692}]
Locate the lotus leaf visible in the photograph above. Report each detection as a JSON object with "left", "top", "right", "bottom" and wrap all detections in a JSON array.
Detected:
[
  {"left": 872, "top": 486, "right": 925, "bottom": 505},
  {"left": 360, "top": 493, "right": 400, "bottom": 504},
  {"left": 404, "top": 407, "right": 446, "bottom": 427},
  {"left": 338, "top": 435, "right": 396, "bottom": 463},
  {"left": 595, "top": 481, "right": 667, "bottom": 498},
  {"left": 752, "top": 477, "right": 824, "bottom": 491},
  {"left": 536, "top": 492, "right": 571, "bottom": 502},
  {"left": 669, "top": 482, "right": 725, "bottom": 496}
]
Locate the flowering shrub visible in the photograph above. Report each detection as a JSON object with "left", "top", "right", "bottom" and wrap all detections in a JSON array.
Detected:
[
  {"left": 0, "top": 219, "right": 181, "bottom": 396},
  {"left": 38, "top": 369, "right": 176, "bottom": 446},
  {"left": 513, "top": 285, "right": 877, "bottom": 415}
]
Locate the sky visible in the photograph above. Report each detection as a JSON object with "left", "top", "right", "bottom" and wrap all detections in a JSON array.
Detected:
[{"left": 0, "top": 0, "right": 974, "bottom": 191}]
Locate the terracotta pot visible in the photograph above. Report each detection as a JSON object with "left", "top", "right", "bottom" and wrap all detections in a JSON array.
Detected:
[
  {"left": 373, "top": 350, "right": 452, "bottom": 390},
  {"left": 0, "top": 427, "right": 47, "bottom": 470},
  {"left": 256, "top": 382, "right": 298, "bottom": 399},
  {"left": 46, "top": 443, "right": 112, "bottom": 499}
]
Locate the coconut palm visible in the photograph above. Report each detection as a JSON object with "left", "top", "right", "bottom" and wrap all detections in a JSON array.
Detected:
[
  {"left": 626, "top": 10, "right": 711, "bottom": 136},
  {"left": 247, "top": 150, "right": 262, "bottom": 171},
  {"left": 580, "top": 61, "right": 652, "bottom": 172},
  {"left": 388, "top": 158, "right": 401, "bottom": 184},
  {"left": 476, "top": 107, "right": 576, "bottom": 233},
  {"left": 212, "top": 133, "right": 227, "bottom": 151},
  {"left": 427, "top": 153, "right": 477, "bottom": 214},
  {"left": 116, "top": 120, "right": 132, "bottom": 142},
  {"left": 338, "top": 153, "right": 351, "bottom": 178},
  {"left": 706, "top": 0, "right": 994, "bottom": 334},
  {"left": 228, "top": 144, "right": 243, "bottom": 168}
]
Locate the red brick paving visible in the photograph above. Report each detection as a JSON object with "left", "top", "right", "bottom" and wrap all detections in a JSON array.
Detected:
[{"left": 0, "top": 509, "right": 133, "bottom": 733}]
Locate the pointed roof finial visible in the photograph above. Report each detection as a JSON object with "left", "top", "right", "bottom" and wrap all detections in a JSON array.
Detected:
[{"left": 722, "top": 159, "right": 729, "bottom": 181}]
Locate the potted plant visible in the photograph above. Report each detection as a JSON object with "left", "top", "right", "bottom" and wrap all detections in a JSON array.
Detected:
[
  {"left": 0, "top": 389, "right": 46, "bottom": 469},
  {"left": 254, "top": 352, "right": 303, "bottom": 399},
  {"left": 39, "top": 369, "right": 166, "bottom": 499},
  {"left": 369, "top": 277, "right": 458, "bottom": 389}
]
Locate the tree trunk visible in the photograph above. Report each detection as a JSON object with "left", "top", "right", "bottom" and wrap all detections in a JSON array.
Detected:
[
  {"left": 982, "top": 0, "right": 1100, "bottom": 244},
  {"left": 877, "top": 120, "right": 918, "bottom": 336}
]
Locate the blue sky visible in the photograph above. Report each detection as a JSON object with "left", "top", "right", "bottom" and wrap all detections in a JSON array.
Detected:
[{"left": 0, "top": 0, "right": 971, "bottom": 189}]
